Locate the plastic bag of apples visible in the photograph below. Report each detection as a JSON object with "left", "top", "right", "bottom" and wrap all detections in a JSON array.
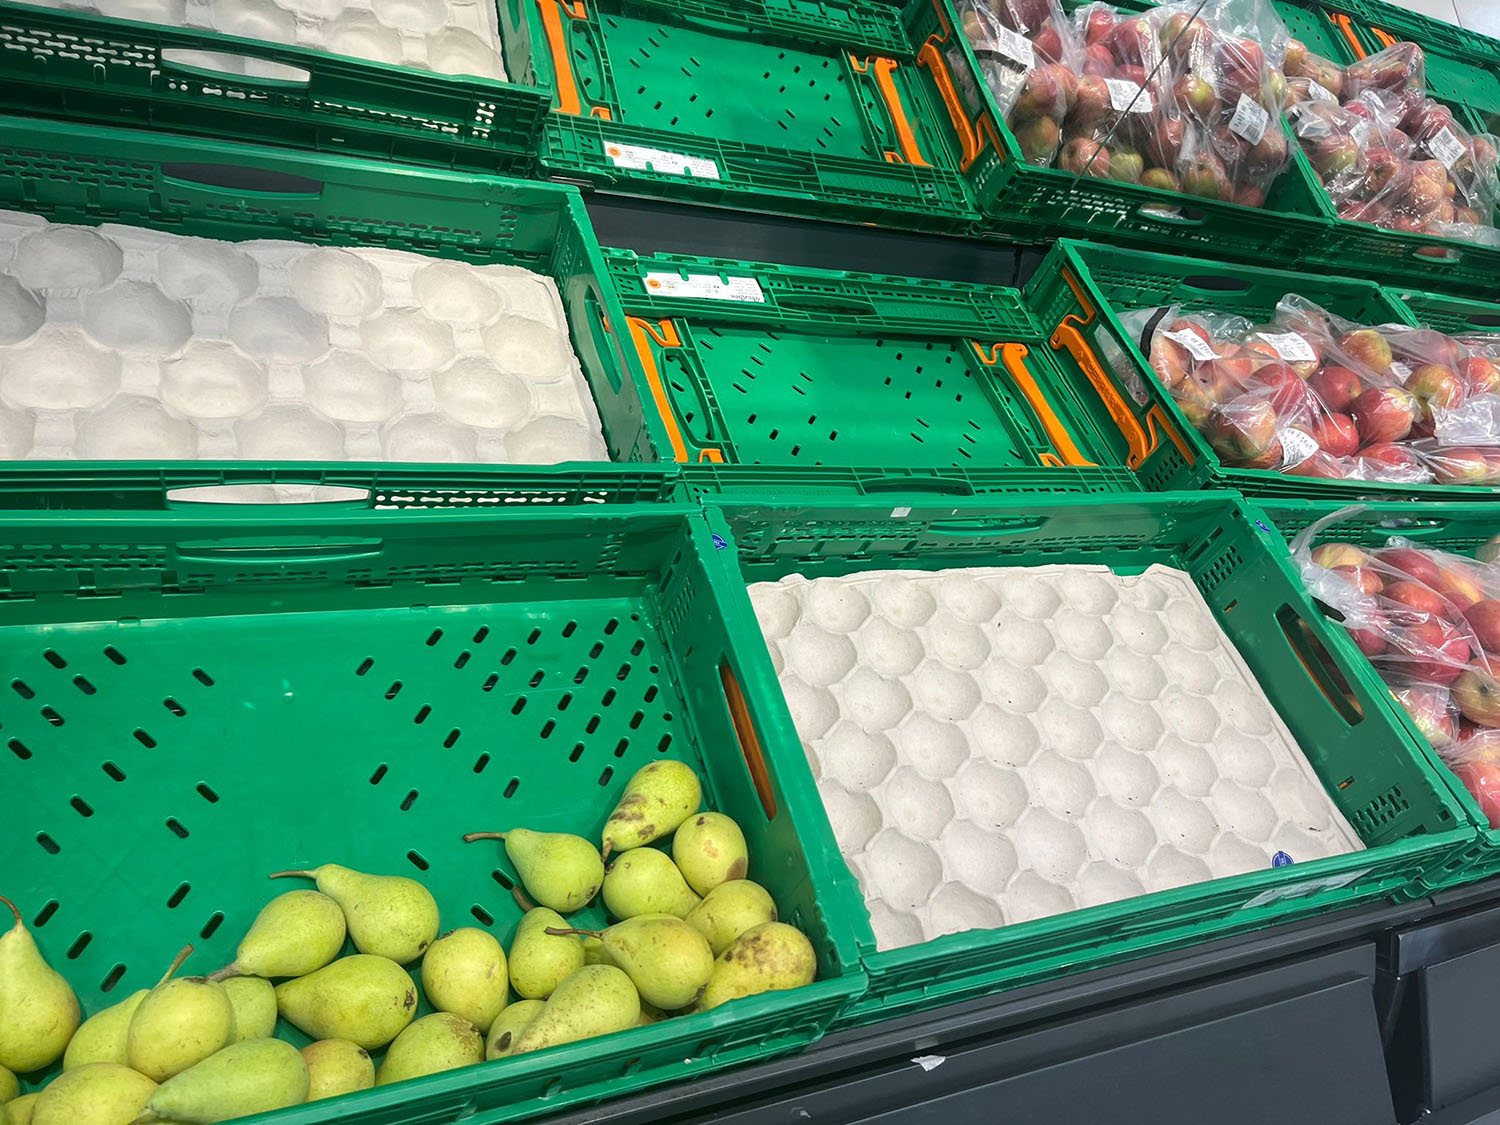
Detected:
[
  {"left": 1283, "top": 41, "right": 1500, "bottom": 247},
  {"left": 1293, "top": 521, "right": 1500, "bottom": 827},
  {"left": 1128, "top": 295, "right": 1500, "bottom": 484}
]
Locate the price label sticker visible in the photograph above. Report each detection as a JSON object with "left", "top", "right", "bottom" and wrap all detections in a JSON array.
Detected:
[
  {"left": 642, "top": 272, "right": 765, "bottom": 303},
  {"left": 1390, "top": 360, "right": 1412, "bottom": 381},
  {"left": 1256, "top": 331, "right": 1317, "bottom": 362},
  {"left": 1229, "top": 93, "right": 1269, "bottom": 144},
  {"left": 1243, "top": 867, "right": 1371, "bottom": 910},
  {"left": 992, "top": 25, "right": 1034, "bottom": 67},
  {"left": 1163, "top": 328, "right": 1216, "bottom": 361},
  {"left": 1106, "top": 78, "right": 1153, "bottom": 114},
  {"left": 1307, "top": 80, "right": 1336, "bottom": 103},
  {"left": 1430, "top": 125, "right": 1467, "bottom": 169},
  {"left": 1280, "top": 427, "right": 1319, "bottom": 468},
  {"left": 606, "top": 143, "right": 720, "bottom": 180}
]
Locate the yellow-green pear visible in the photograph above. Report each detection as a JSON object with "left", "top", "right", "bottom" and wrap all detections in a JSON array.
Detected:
[
  {"left": 601, "top": 761, "right": 701, "bottom": 858},
  {"left": 63, "top": 989, "right": 147, "bottom": 1070},
  {"left": 636, "top": 1002, "right": 667, "bottom": 1026},
  {"left": 144, "top": 1039, "right": 308, "bottom": 1123},
  {"left": 0, "top": 1063, "right": 15, "bottom": 1103},
  {"left": 375, "top": 1013, "right": 483, "bottom": 1086},
  {"left": 301, "top": 1040, "right": 373, "bottom": 1102},
  {"left": 275, "top": 954, "right": 416, "bottom": 1050},
  {"left": 463, "top": 830, "right": 603, "bottom": 913},
  {"left": 697, "top": 923, "right": 816, "bottom": 1011},
  {"left": 483, "top": 1000, "right": 544, "bottom": 1059},
  {"left": 581, "top": 935, "right": 606, "bottom": 965},
  {"left": 0, "top": 895, "right": 80, "bottom": 1072},
  {"left": 602, "top": 848, "right": 699, "bottom": 919},
  {"left": 269, "top": 865, "right": 437, "bottom": 965},
  {"left": 671, "top": 813, "right": 748, "bottom": 896},
  {"left": 8, "top": 1092, "right": 38, "bottom": 1125},
  {"left": 554, "top": 915, "right": 712, "bottom": 1011},
  {"left": 508, "top": 909, "right": 583, "bottom": 1000},
  {"left": 30, "top": 1063, "right": 153, "bottom": 1125},
  {"left": 685, "top": 881, "right": 777, "bottom": 956},
  {"left": 211, "top": 891, "right": 346, "bottom": 981},
  {"left": 223, "top": 977, "right": 276, "bottom": 1041},
  {"left": 421, "top": 928, "right": 507, "bottom": 1034},
  {"left": 510, "top": 966, "right": 639, "bottom": 1055},
  {"left": 126, "top": 948, "right": 236, "bottom": 1083}
]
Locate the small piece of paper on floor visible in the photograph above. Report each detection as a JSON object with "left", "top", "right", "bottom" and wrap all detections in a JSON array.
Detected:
[{"left": 912, "top": 1055, "right": 946, "bottom": 1072}]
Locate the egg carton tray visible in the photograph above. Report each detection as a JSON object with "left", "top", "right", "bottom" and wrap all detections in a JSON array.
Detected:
[
  {"left": 0, "top": 209, "right": 609, "bottom": 466},
  {"left": 16, "top": 0, "right": 508, "bottom": 78},
  {"left": 750, "top": 563, "right": 1365, "bottom": 951}
]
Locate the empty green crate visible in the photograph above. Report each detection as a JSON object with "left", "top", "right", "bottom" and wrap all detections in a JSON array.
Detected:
[
  {"left": 0, "top": 1, "right": 548, "bottom": 171},
  {"left": 699, "top": 489, "right": 1474, "bottom": 1024},
  {"left": 0, "top": 115, "right": 646, "bottom": 506},
  {"left": 1257, "top": 498, "right": 1500, "bottom": 893},
  {"left": 1396, "top": 286, "right": 1500, "bottom": 340},
  {"left": 1024, "top": 239, "right": 1500, "bottom": 502},
  {"left": 0, "top": 483, "right": 866, "bottom": 1117},
  {"left": 499, "top": 0, "right": 978, "bottom": 230},
  {"left": 592, "top": 248, "right": 1139, "bottom": 495}
]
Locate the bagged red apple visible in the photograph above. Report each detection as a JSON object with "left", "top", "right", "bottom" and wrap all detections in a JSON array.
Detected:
[{"left": 1292, "top": 518, "right": 1500, "bottom": 825}]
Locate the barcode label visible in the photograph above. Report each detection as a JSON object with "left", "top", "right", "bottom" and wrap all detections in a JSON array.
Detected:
[
  {"left": 993, "top": 25, "right": 1034, "bottom": 67},
  {"left": 1257, "top": 331, "right": 1317, "bottom": 362},
  {"left": 607, "top": 143, "right": 720, "bottom": 180},
  {"left": 1430, "top": 125, "right": 1466, "bottom": 169},
  {"left": 642, "top": 272, "right": 765, "bottom": 302},
  {"left": 1163, "top": 328, "right": 1216, "bottom": 361},
  {"left": 1106, "top": 78, "right": 1152, "bottom": 113},
  {"left": 1229, "top": 93, "right": 1269, "bottom": 144}
]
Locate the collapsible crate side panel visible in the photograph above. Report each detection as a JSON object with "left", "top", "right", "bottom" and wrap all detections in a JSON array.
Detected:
[
  {"left": 506, "top": 0, "right": 977, "bottom": 229},
  {"left": 905, "top": 0, "right": 1334, "bottom": 258},
  {"left": 0, "top": 503, "right": 865, "bottom": 1115},
  {"left": 1398, "top": 288, "right": 1500, "bottom": 340},
  {"left": 701, "top": 492, "right": 1472, "bottom": 1020},
  {"left": 1355, "top": 0, "right": 1500, "bottom": 68},
  {"left": 1026, "top": 240, "right": 1500, "bottom": 501},
  {"left": 0, "top": 2, "right": 547, "bottom": 171},
  {"left": 604, "top": 248, "right": 1128, "bottom": 475},
  {"left": 678, "top": 464, "right": 1142, "bottom": 499},
  {"left": 0, "top": 117, "right": 659, "bottom": 478}
]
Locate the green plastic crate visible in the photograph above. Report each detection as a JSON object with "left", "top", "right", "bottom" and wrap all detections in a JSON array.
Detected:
[
  {"left": 1395, "top": 286, "right": 1500, "bottom": 340},
  {"left": 698, "top": 489, "right": 1474, "bottom": 1024},
  {"left": 1024, "top": 239, "right": 1500, "bottom": 502},
  {"left": 0, "top": 484, "right": 866, "bottom": 1117},
  {"left": 0, "top": 1, "right": 548, "bottom": 172},
  {"left": 905, "top": 0, "right": 1334, "bottom": 257},
  {"left": 592, "top": 248, "right": 1139, "bottom": 496},
  {"left": 0, "top": 115, "right": 652, "bottom": 505},
  {"left": 499, "top": 0, "right": 978, "bottom": 231},
  {"left": 1351, "top": 0, "right": 1500, "bottom": 72},
  {"left": 1257, "top": 498, "right": 1500, "bottom": 893}
]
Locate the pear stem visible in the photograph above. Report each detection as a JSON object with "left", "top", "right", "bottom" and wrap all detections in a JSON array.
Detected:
[
  {"left": 157, "top": 943, "right": 194, "bottom": 987},
  {"left": 511, "top": 885, "right": 537, "bottom": 912},
  {"left": 544, "top": 926, "right": 602, "bottom": 938},
  {"left": 0, "top": 894, "right": 20, "bottom": 930},
  {"left": 601, "top": 841, "right": 613, "bottom": 862},
  {"left": 205, "top": 964, "right": 240, "bottom": 983},
  {"left": 267, "top": 869, "right": 315, "bottom": 880},
  {"left": 462, "top": 831, "right": 508, "bottom": 843}
]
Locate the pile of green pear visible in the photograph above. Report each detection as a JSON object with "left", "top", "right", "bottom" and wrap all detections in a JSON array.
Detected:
[{"left": 0, "top": 761, "right": 818, "bottom": 1124}]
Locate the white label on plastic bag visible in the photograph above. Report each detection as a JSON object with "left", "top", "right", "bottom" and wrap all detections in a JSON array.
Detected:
[
  {"left": 1430, "top": 125, "right": 1467, "bottom": 169},
  {"left": 1229, "top": 93, "right": 1270, "bottom": 144},
  {"left": 642, "top": 272, "right": 765, "bottom": 303},
  {"left": 1307, "top": 80, "right": 1336, "bottom": 103},
  {"left": 1242, "top": 867, "right": 1372, "bottom": 910},
  {"left": 1163, "top": 328, "right": 1216, "bottom": 361},
  {"left": 606, "top": 143, "right": 720, "bottom": 180},
  {"left": 992, "top": 25, "right": 1034, "bottom": 67},
  {"left": 1257, "top": 331, "right": 1317, "bottom": 362},
  {"left": 1390, "top": 360, "right": 1412, "bottom": 381},
  {"left": 1106, "top": 78, "right": 1153, "bottom": 114},
  {"left": 1280, "top": 427, "right": 1319, "bottom": 468}
]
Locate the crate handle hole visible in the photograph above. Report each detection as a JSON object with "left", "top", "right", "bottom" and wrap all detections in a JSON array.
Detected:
[
  {"left": 159, "top": 50, "right": 312, "bottom": 87},
  {"left": 161, "top": 161, "right": 322, "bottom": 196},
  {"left": 1180, "top": 274, "right": 1252, "bottom": 293},
  {"left": 720, "top": 663, "right": 777, "bottom": 820},
  {"left": 1276, "top": 604, "right": 1363, "bottom": 726}
]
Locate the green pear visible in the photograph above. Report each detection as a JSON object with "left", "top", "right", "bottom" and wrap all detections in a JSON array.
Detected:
[
  {"left": 697, "top": 923, "right": 816, "bottom": 1011},
  {"left": 510, "top": 966, "right": 639, "bottom": 1055},
  {"left": 126, "top": 948, "right": 236, "bottom": 1083},
  {"left": 301, "top": 1040, "right": 373, "bottom": 1101},
  {"left": 601, "top": 761, "right": 701, "bottom": 858},
  {"left": 421, "top": 928, "right": 507, "bottom": 1034},
  {"left": 30, "top": 1063, "right": 152, "bottom": 1125},
  {"left": 483, "top": 1000, "right": 544, "bottom": 1059},
  {"left": 1, "top": 1063, "right": 16, "bottom": 1103},
  {"left": 552, "top": 915, "right": 712, "bottom": 1011},
  {"left": 636, "top": 1002, "right": 667, "bottom": 1026},
  {"left": 269, "top": 865, "right": 438, "bottom": 964},
  {"left": 376, "top": 1013, "right": 483, "bottom": 1086},
  {"left": 685, "top": 881, "right": 777, "bottom": 956},
  {"left": 144, "top": 1039, "right": 308, "bottom": 1123},
  {"left": 223, "top": 977, "right": 277, "bottom": 1041},
  {"left": 6, "top": 1093, "right": 38, "bottom": 1125},
  {"left": 211, "top": 891, "right": 346, "bottom": 981},
  {"left": 64, "top": 989, "right": 148, "bottom": 1069},
  {"left": 671, "top": 813, "right": 748, "bottom": 896},
  {"left": 508, "top": 909, "right": 583, "bottom": 1000},
  {"left": 602, "top": 848, "right": 699, "bottom": 919},
  {"left": 0, "top": 895, "right": 80, "bottom": 1072},
  {"left": 463, "top": 829, "right": 603, "bottom": 914},
  {"left": 581, "top": 935, "right": 606, "bottom": 966},
  {"left": 275, "top": 954, "right": 416, "bottom": 1050}
]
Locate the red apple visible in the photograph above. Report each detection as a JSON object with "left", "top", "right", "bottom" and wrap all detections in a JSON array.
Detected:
[
  {"left": 1286, "top": 451, "right": 1347, "bottom": 479},
  {"left": 1393, "top": 618, "right": 1470, "bottom": 684},
  {"left": 1174, "top": 74, "right": 1218, "bottom": 119},
  {"left": 1433, "top": 562, "right": 1485, "bottom": 612},
  {"left": 1310, "top": 412, "right": 1360, "bottom": 458},
  {"left": 1454, "top": 759, "right": 1500, "bottom": 826},
  {"left": 1082, "top": 5, "right": 1115, "bottom": 47},
  {"left": 1380, "top": 547, "right": 1443, "bottom": 587},
  {"left": 1347, "top": 612, "right": 1388, "bottom": 657},
  {"left": 1309, "top": 366, "right": 1365, "bottom": 413},
  {"left": 1311, "top": 543, "right": 1368, "bottom": 569},
  {"left": 1082, "top": 43, "right": 1116, "bottom": 78},
  {"left": 1332, "top": 564, "right": 1384, "bottom": 595},
  {"left": 1351, "top": 386, "right": 1417, "bottom": 445},
  {"left": 1460, "top": 356, "right": 1500, "bottom": 397},
  {"left": 1398, "top": 683, "right": 1457, "bottom": 747},
  {"left": 1357, "top": 442, "right": 1430, "bottom": 481},
  {"left": 1455, "top": 666, "right": 1500, "bottom": 727},
  {"left": 1206, "top": 400, "right": 1278, "bottom": 462},
  {"left": 1466, "top": 599, "right": 1500, "bottom": 654},
  {"left": 1340, "top": 328, "right": 1395, "bottom": 375},
  {"left": 1433, "top": 447, "right": 1490, "bottom": 486},
  {"left": 1059, "top": 137, "right": 1111, "bottom": 177},
  {"left": 1385, "top": 578, "right": 1450, "bottom": 622},
  {"left": 1033, "top": 20, "right": 1063, "bottom": 63},
  {"left": 1069, "top": 76, "right": 1113, "bottom": 126}
]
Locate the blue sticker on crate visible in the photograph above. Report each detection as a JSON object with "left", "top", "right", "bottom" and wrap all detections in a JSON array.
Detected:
[
  {"left": 1272, "top": 851, "right": 1294, "bottom": 867},
  {"left": 711, "top": 534, "right": 728, "bottom": 550}
]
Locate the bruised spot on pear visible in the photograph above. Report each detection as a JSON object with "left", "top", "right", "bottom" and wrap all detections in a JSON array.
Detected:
[{"left": 726, "top": 858, "right": 747, "bottom": 880}]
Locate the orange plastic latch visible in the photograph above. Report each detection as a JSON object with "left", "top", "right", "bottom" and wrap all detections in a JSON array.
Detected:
[
  {"left": 972, "top": 341, "right": 1096, "bottom": 467},
  {"left": 625, "top": 316, "right": 690, "bottom": 463},
  {"left": 538, "top": 0, "right": 590, "bottom": 115},
  {"left": 850, "top": 54, "right": 931, "bottom": 167},
  {"left": 1328, "top": 12, "right": 1368, "bottom": 60},
  {"left": 721, "top": 663, "right": 777, "bottom": 820},
  {"left": 1050, "top": 319, "right": 1159, "bottom": 468}
]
